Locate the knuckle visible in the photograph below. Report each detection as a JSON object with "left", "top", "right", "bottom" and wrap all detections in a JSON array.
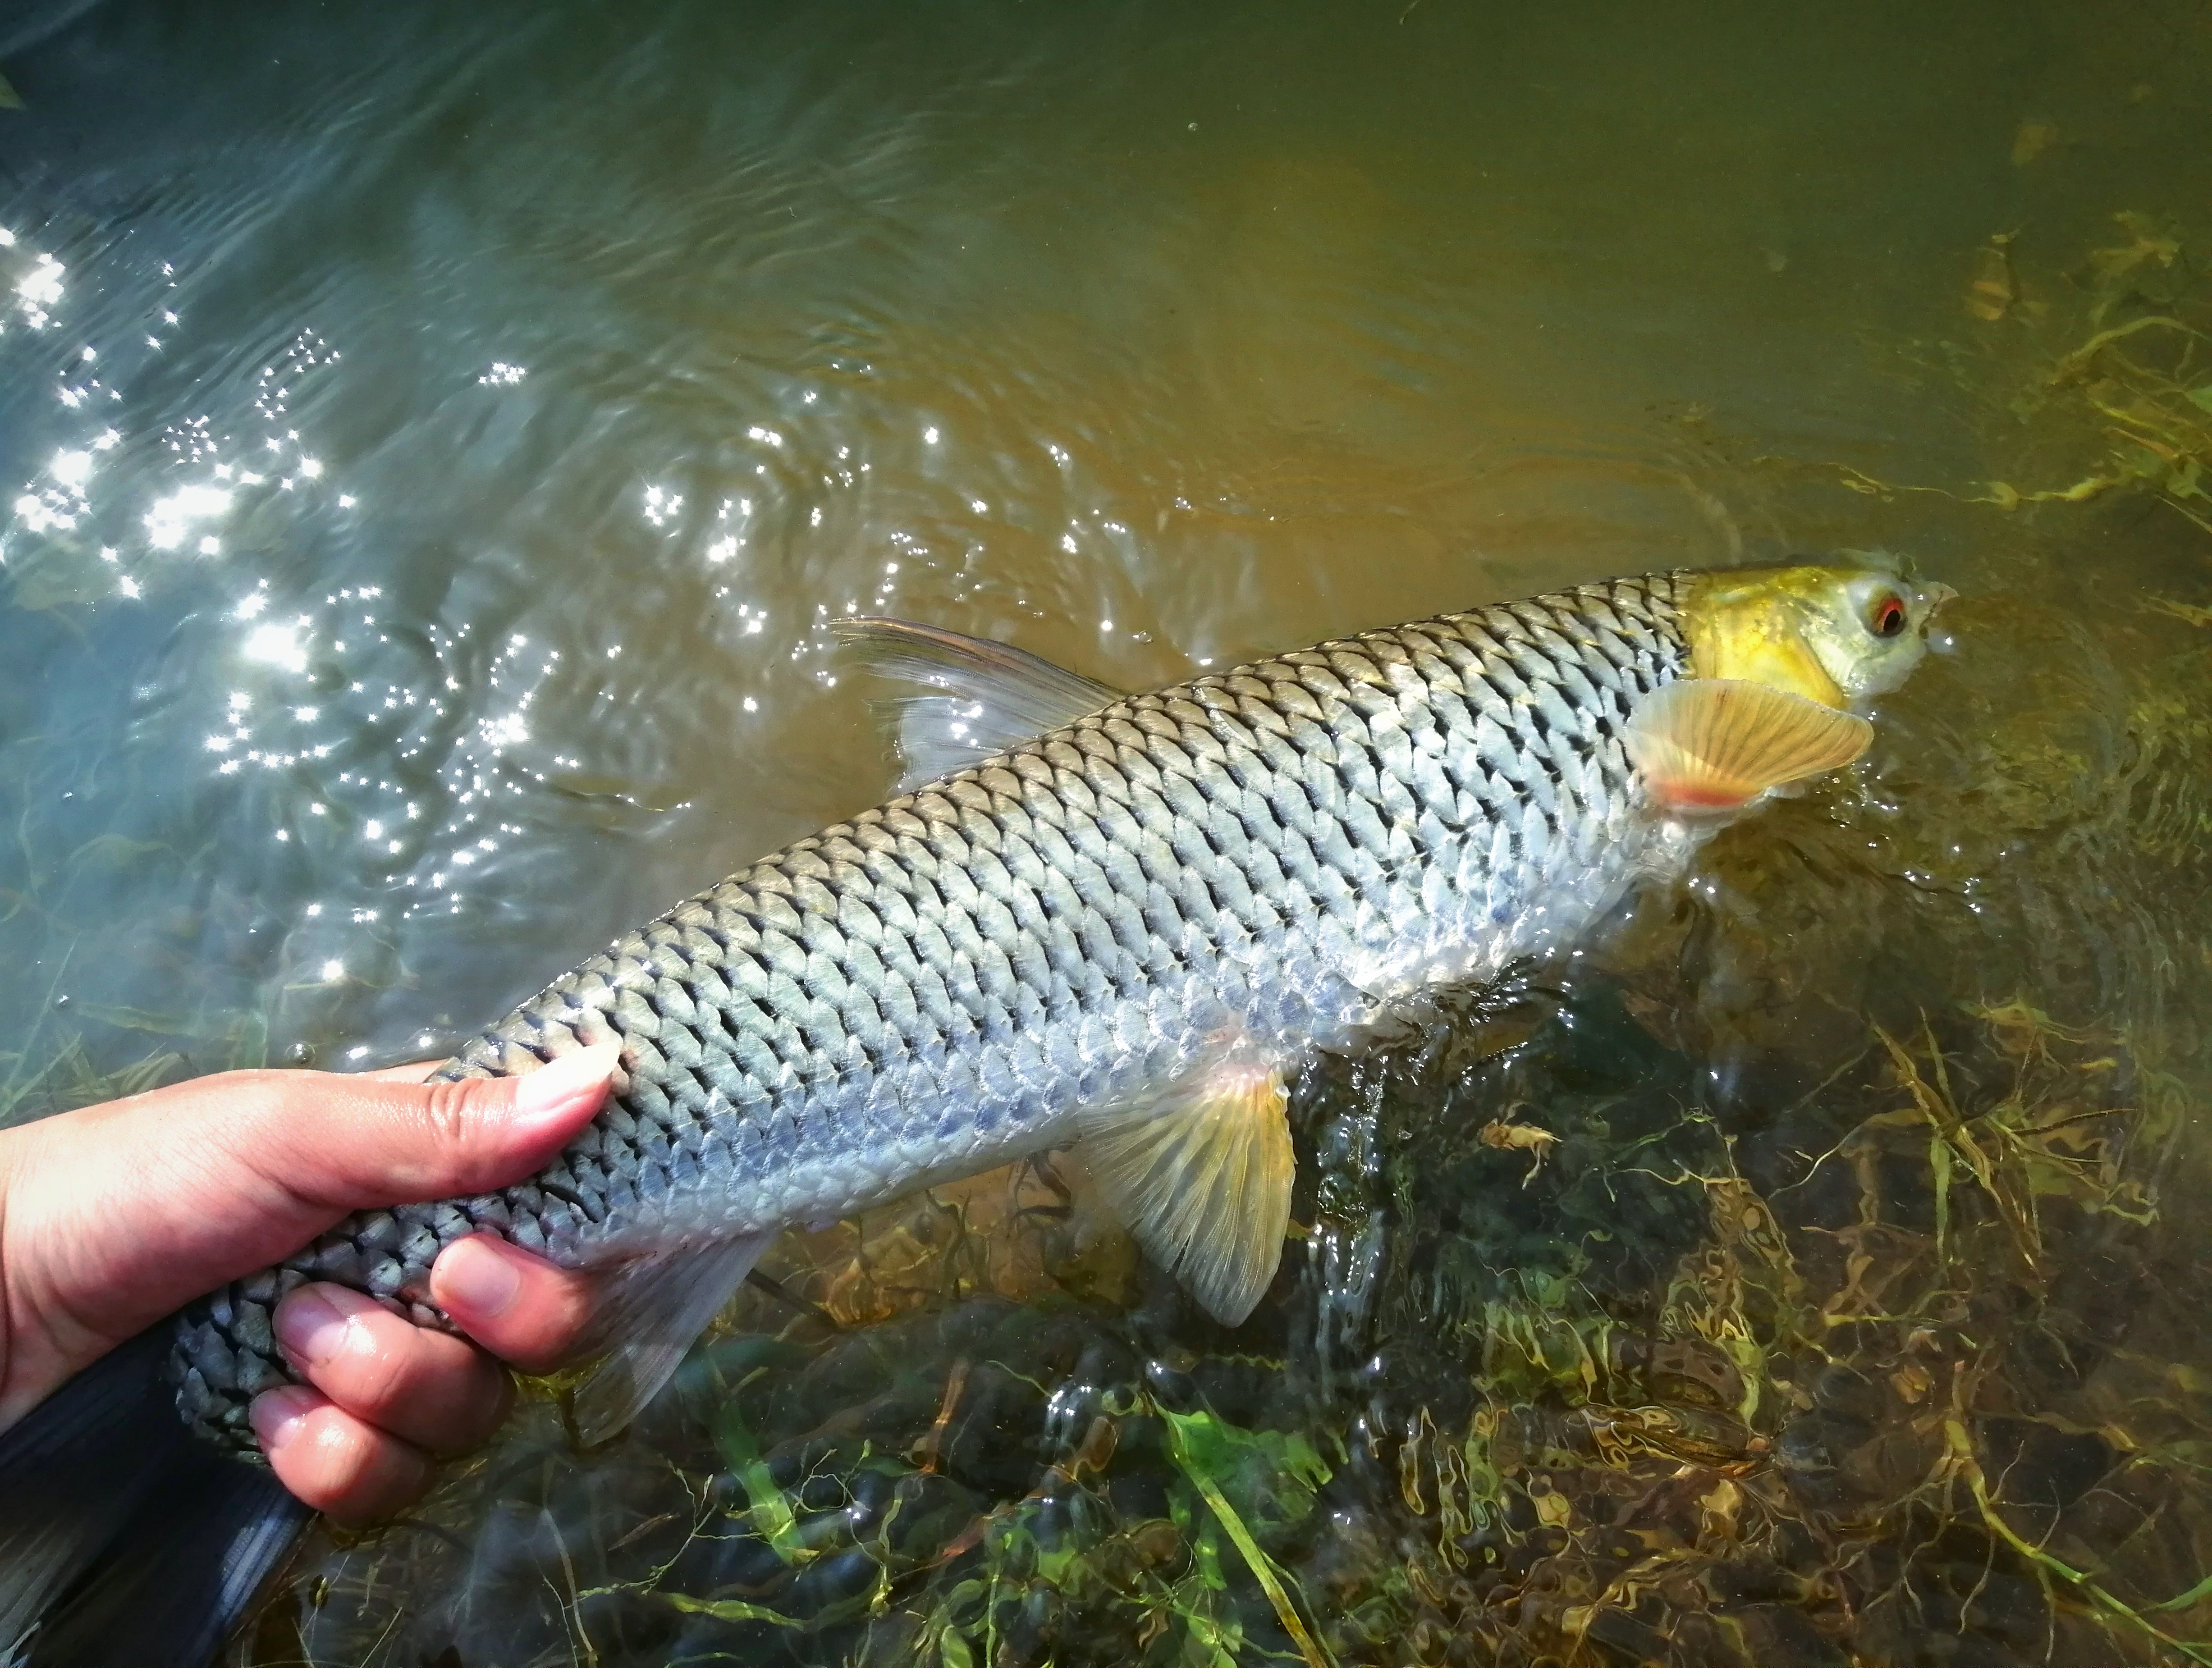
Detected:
[
  {"left": 415, "top": 1078, "right": 487, "bottom": 1169},
  {"left": 328, "top": 1308, "right": 501, "bottom": 1450}
]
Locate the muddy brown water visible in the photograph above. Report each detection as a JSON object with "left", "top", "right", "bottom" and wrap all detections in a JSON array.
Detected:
[{"left": 4, "top": 1, "right": 2212, "bottom": 1663}]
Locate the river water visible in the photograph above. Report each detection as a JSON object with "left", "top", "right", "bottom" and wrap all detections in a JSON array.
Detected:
[{"left": 4, "top": 1, "right": 2212, "bottom": 1663}]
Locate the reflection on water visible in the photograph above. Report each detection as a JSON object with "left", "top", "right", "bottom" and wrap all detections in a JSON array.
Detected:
[{"left": 4, "top": 0, "right": 2212, "bottom": 1662}]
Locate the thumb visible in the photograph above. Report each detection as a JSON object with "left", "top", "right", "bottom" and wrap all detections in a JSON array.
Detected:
[
  {"left": 0, "top": 1041, "right": 622, "bottom": 1419},
  {"left": 222, "top": 1041, "right": 623, "bottom": 1214}
]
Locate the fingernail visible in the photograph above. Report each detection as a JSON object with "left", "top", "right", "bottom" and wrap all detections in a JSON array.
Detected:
[
  {"left": 438, "top": 1234, "right": 523, "bottom": 1320},
  {"left": 249, "top": 1385, "right": 318, "bottom": 1453},
  {"left": 509, "top": 1041, "right": 621, "bottom": 1134},
  {"left": 274, "top": 1286, "right": 349, "bottom": 1370}
]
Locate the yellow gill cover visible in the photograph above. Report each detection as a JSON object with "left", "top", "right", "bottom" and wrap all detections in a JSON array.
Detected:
[{"left": 1681, "top": 566, "right": 1856, "bottom": 706}]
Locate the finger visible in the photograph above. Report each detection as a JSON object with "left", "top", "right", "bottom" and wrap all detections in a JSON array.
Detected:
[
  {"left": 359, "top": 1058, "right": 442, "bottom": 1083},
  {"left": 229, "top": 1039, "right": 623, "bottom": 1211},
  {"left": 431, "top": 1234, "right": 598, "bottom": 1374},
  {"left": 273, "top": 1282, "right": 512, "bottom": 1454},
  {"left": 251, "top": 1385, "right": 435, "bottom": 1524}
]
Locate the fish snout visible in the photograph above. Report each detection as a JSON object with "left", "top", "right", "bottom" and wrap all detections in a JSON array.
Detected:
[{"left": 1914, "top": 580, "right": 1960, "bottom": 653}]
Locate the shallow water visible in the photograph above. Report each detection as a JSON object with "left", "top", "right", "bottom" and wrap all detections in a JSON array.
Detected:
[{"left": 4, "top": 0, "right": 2212, "bottom": 1663}]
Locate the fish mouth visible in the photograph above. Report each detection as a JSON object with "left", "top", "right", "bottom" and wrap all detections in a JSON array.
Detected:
[{"left": 1916, "top": 581, "right": 1960, "bottom": 653}]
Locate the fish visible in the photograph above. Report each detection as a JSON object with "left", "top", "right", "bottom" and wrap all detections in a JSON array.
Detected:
[{"left": 0, "top": 556, "right": 1952, "bottom": 1665}]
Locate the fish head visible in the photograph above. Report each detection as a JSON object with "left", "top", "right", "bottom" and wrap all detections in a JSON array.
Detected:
[{"left": 1683, "top": 555, "right": 1956, "bottom": 708}]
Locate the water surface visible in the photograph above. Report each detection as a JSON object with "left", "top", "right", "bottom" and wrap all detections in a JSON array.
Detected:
[{"left": 4, "top": 1, "right": 2212, "bottom": 1663}]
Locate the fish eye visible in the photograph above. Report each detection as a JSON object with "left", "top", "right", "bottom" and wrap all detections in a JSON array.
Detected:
[{"left": 1868, "top": 594, "right": 1908, "bottom": 638}]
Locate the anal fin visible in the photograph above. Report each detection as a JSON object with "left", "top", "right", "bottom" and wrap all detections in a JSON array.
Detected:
[
  {"left": 572, "top": 1231, "right": 777, "bottom": 1445},
  {"left": 1079, "top": 1053, "right": 1294, "bottom": 1326},
  {"left": 1627, "top": 677, "right": 1872, "bottom": 813}
]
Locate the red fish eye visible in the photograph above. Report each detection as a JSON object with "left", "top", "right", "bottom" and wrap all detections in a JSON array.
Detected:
[{"left": 1869, "top": 594, "right": 1907, "bottom": 638}]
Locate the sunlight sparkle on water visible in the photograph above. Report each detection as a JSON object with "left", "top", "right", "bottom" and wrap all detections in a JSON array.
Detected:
[
  {"left": 145, "top": 483, "right": 234, "bottom": 549},
  {"left": 15, "top": 254, "right": 63, "bottom": 314},
  {"left": 642, "top": 484, "right": 682, "bottom": 528},
  {"left": 243, "top": 622, "right": 309, "bottom": 674},
  {"left": 10, "top": 492, "right": 71, "bottom": 533}
]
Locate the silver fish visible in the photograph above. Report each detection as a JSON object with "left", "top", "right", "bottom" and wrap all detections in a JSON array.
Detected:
[
  {"left": 0, "top": 558, "right": 1951, "bottom": 1664},
  {"left": 167, "top": 558, "right": 1950, "bottom": 1443}
]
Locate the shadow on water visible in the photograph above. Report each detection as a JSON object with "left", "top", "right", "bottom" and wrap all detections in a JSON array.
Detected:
[{"left": 3, "top": 0, "right": 2212, "bottom": 1663}]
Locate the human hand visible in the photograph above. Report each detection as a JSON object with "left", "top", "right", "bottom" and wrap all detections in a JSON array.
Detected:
[{"left": 0, "top": 1044, "right": 618, "bottom": 1522}]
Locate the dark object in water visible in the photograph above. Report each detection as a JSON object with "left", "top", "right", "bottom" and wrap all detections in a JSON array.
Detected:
[{"left": 0, "top": 1330, "right": 306, "bottom": 1668}]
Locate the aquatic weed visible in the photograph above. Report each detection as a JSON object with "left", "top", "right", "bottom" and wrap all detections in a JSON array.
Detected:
[{"left": 233, "top": 981, "right": 2212, "bottom": 1668}]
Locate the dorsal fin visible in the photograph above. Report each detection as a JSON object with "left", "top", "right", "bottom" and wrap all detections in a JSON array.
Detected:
[
  {"left": 829, "top": 618, "right": 1123, "bottom": 791},
  {"left": 1627, "top": 677, "right": 1873, "bottom": 814}
]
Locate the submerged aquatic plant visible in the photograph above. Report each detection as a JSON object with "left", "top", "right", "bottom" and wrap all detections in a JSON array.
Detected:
[
  {"left": 230, "top": 980, "right": 2212, "bottom": 1668},
  {"left": 1845, "top": 209, "right": 2212, "bottom": 546}
]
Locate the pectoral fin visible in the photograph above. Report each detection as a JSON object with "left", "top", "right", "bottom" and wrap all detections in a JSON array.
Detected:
[
  {"left": 572, "top": 1231, "right": 776, "bottom": 1444},
  {"left": 1079, "top": 1056, "right": 1294, "bottom": 1326},
  {"left": 829, "top": 617, "right": 1123, "bottom": 790},
  {"left": 1627, "top": 677, "right": 1872, "bottom": 813}
]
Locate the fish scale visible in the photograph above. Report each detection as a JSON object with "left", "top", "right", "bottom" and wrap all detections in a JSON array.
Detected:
[{"left": 169, "top": 572, "right": 1694, "bottom": 1450}]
